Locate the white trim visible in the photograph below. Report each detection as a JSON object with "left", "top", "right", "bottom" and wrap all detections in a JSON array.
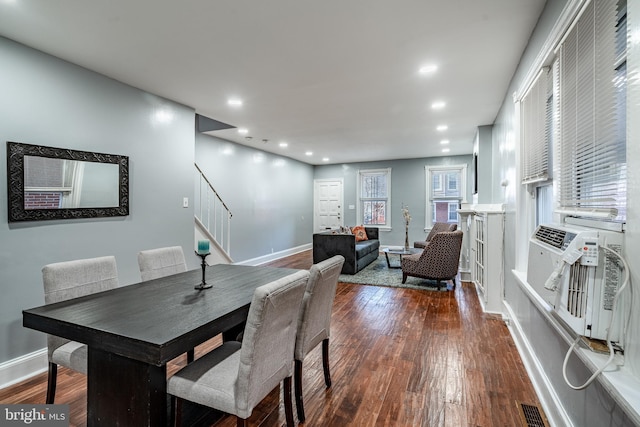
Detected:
[
  {"left": 515, "top": 0, "right": 587, "bottom": 101},
  {"left": 425, "top": 164, "right": 468, "bottom": 229},
  {"left": 0, "top": 348, "right": 47, "bottom": 390},
  {"left": 234, "top": 243, "right": 312, "bottom": 266},
  {"left": 356, "top": 168, "right": 392, "bottom": 228},
  {"left": 503, "top": 295, "right": 573, "bottom": 427},
  {"left": 511, "top": 270, "right": 640, "bottom": 427}
]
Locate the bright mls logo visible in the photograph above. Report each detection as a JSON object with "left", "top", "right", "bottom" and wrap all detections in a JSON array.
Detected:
[{"left": 0, "top": 405, "right": 68, "bottom": 426}]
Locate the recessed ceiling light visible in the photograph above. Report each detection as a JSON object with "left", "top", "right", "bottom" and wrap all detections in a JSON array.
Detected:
[
  {"left": 431, "top": 101, "right": 446, "bottom": 110},
  {"left": 305, "top": 151, "right": 313, "bottom": 156},
  {"left": 442, "top": 148, "right": 450, "bottom": 153},
  {"left": 227, "top": 98, "right": 243, "bottom": 107},
  {"left": 419, "top": 64, "right": 438, "bottom": 74},
  {"left": 436, "top": 124, "right": 448, "bottom": 131},
  {"left": 322, "top": 157, "right": 330, "bottom": 162},
  {"left": 279, "top": 142, "right": 288, "bottom": 148},
  {"left": 440, "top": 139, "right": 450, "bottom": 145},
  {"left": 237, "top": 128, "right": 249, "bottom": 134}
]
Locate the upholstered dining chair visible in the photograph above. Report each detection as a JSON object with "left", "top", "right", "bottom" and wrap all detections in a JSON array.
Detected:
[
  {"left": 413, "top": 222, "right": 457, "bottom": 249},
  {"left": 138, "top": 245, "right": 195, "bottom": 362},
  {"left": 402, "top": 230, "right": 463, "bottom": 290},
  {"left": 42, "top": 256, "right": 118, "bottom": 404},
  {"left": 167, "top": 270, "right": 309, "bottom": 427},
  {"left": 294, "top": 255, "right": 344, "bottom": 423},
  {"left": 137, "top": 245, "right": 187, "bottom": 281}
]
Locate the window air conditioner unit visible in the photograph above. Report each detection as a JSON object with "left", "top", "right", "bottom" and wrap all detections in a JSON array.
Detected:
[{"left": 527, "top": 223, "right": 625, "bottom": 344}]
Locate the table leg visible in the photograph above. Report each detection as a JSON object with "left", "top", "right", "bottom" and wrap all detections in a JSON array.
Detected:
[
  {"left": 384, "top": 252, "right": 392, "bottom": 268},
  {"left": 88, "top": 347, "right": 168, "bottom": 426}
]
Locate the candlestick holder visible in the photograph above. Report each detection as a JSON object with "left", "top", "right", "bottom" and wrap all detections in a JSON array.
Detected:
[{"left": 194, "top": 251, "right": 212, "bottom": 290}]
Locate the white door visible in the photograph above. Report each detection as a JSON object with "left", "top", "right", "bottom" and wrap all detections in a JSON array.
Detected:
[{"left": 314, "top": 179, "right": 343, "bottom": 232}]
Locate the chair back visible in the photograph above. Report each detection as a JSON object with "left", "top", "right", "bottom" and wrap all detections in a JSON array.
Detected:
[
  {"left": 425, "top": 222, "right": 458, "bottom": 242},
  {"left": 138, "top": 246, "right": 187, "bottom": 281},
  {"left": 295, "top": 255, "right": 344, "bottom": 360},
  {"left": 418, "top": 230, "right": 463, "bottom": 278},
  {"left": 236, "top": 270, "right": 309, "bottom": 415},
  {"left": 42, "top": 256, "right": 118, "bottom": 358}
]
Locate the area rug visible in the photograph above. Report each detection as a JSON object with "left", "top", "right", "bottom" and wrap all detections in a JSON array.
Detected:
[{"left": 338, "top": 255, "right": 452, "bottom": 291}]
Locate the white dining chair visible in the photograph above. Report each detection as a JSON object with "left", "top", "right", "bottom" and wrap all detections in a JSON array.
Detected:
[
  {"left": 137, "top": 246, "right": 187, "bottom": 281},
  {"left": 167, "top": 270, "right": 309, "bottom": 427},
  {"left": 42, "top": 256, "right": 118, "bottom": 404},
  {"left": 294, "top": 255, "right": 344, "bottom": 422}
]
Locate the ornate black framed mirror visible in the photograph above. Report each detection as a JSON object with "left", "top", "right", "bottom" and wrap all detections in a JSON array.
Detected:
[{"left": 7, "top": 141, "right": 129, "bottom": 222}]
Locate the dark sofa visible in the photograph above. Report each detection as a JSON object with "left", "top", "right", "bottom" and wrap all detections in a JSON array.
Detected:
[{"left": 313, "top": 227, "right": 380, "bottom": 274}]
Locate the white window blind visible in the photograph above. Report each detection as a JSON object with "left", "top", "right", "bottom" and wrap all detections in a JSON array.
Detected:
[
  {"left": 556, "top": 0, "right": 626, "bottom": 221},
  {"left": 521, "top": 68, "right": 551, "bottom": 184}
]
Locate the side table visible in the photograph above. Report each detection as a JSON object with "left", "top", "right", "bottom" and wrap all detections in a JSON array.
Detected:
[{"left": 382, "top": 247, "right": 421, "bottom": 268}]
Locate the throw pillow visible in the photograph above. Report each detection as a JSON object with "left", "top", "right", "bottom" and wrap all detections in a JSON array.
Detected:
[{"left": 351, "top": 225, "right": 368, "bottom": 242}]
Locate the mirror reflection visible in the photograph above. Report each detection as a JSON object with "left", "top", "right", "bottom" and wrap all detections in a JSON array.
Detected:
[
  {"left": 24, "top": 156, "right": 120, "bottom": 209},
  {"left": 6, "top": 141, "right": 129, "bottom": 222}
]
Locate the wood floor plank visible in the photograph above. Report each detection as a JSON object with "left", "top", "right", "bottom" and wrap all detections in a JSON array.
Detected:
[{"left": 0, "top": 250, "right": 542, "bottom": 426}]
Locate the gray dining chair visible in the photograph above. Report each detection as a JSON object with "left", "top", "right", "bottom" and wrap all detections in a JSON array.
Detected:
[
  {"left": 137, "top": 245, "right": 187, "bottom": 281},
  {"left": 167, "top": 270, "right": 309, "bottom": 427},
  {"left": 42, "top": 255, "right": 118, "bottom": 404},
  {"left": 294, "top": 255, "right": 344, "bottom": 423},
  {"left": 138, "top": 245, "right": 194, "bottom": 362}
]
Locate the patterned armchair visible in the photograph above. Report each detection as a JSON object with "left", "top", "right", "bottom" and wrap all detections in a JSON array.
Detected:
[
  {"left": 402, "top": 230, "right": 463, "bottom": 290},
  {"left": 413, "top": 222, "right": 457, "bottom": 249}
]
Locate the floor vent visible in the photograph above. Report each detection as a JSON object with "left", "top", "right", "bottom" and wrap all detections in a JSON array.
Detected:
[{"left": 517, "top": 402, "right": 549, "bottom": 427}]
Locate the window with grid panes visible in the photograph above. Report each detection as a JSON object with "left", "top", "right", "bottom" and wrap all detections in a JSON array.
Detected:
[{"left": 357, "top": 168, "right": 391, "bottom": 228}]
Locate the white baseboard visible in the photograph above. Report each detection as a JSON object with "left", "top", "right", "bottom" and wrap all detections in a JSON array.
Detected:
[
  {"left": 234, "top": 244, "right": 312, "bottom": 266},
  {"left": 0, "top": 348, "right": 47, "bottom": 390},
  {"left": 503, "top": 301, "right": 573, "bottom": 427}
]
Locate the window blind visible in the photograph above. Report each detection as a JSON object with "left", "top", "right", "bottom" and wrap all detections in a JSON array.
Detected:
[
  {"left": 521, "top": 68, "right": 551, "bottom": 184},
  {"left": 557, "top": 0, "right": 626, "bottom": 221}
]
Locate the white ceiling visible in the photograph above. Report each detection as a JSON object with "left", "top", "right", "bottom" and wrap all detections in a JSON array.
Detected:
[{"left": 0, "top": 0, "right": 546, "bottom": 165}]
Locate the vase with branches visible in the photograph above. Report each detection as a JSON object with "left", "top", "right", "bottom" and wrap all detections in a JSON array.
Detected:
[{"left": 401, "top": 204, "right": 411, "bottom": 251}]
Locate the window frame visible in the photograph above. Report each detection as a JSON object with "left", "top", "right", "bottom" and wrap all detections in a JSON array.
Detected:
[
  {"left": 357, "top": 168, "right": 392, "bottom": 231},
  {"left": 425, "top": 164, "right": 467, "bottom": 229}
]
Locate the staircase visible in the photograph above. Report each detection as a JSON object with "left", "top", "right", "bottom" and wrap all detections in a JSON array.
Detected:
[{"left": 194, "top": 163, "right": 233, "bottom": 264}]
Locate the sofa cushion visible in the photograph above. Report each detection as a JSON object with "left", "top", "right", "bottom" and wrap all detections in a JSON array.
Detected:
[{"left": 355, "top": 240, "right": 379, "bottom": 257}]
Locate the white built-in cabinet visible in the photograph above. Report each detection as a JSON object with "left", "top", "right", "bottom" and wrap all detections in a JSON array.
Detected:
[
  {"left": 469, "top": 204, "right": 504, "bottom": 314},
  {"left": 456, "top": 207, "right": 474, "bottom": 281}
]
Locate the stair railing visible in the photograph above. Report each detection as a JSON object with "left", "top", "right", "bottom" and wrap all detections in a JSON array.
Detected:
[{"left": 195, "top": 163, "right": 232, "bottom": 256}]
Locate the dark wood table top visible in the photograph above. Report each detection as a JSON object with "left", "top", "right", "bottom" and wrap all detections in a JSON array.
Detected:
[{"left": 23, "top": 263, "right": 300, "bottom": 366}]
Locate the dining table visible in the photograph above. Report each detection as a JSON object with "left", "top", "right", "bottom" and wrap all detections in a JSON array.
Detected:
[{"left": 23, "top": 263, "right": 301, "bottom": 426}]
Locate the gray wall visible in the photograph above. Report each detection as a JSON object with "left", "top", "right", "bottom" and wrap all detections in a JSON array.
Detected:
[
  {"left": 491, "top": 0, "right": 638, "bottom": 425},
  {"left": 476, "top": 125, "right": 493, "bottom": 203},
  {"left": 0, "top": 37, "right": 196, "bottom": 363},
  {"left": 195, "top": 133, "right": 314, "bottom": 262},
  {"left": 314, "top": 155, "right": 473, "bottom": 246}
]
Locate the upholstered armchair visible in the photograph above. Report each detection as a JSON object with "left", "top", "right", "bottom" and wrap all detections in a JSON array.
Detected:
[
  {"left": 402, "top": 230, "right": 463, "bottom": 290},
  {"left": 413, "top": 222, "right": 457, "bottom": 249}
]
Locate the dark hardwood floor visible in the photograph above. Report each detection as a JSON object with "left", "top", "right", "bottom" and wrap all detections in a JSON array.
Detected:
[{"left": 0, "top": 250, "right": 541, "bottom": 426}]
